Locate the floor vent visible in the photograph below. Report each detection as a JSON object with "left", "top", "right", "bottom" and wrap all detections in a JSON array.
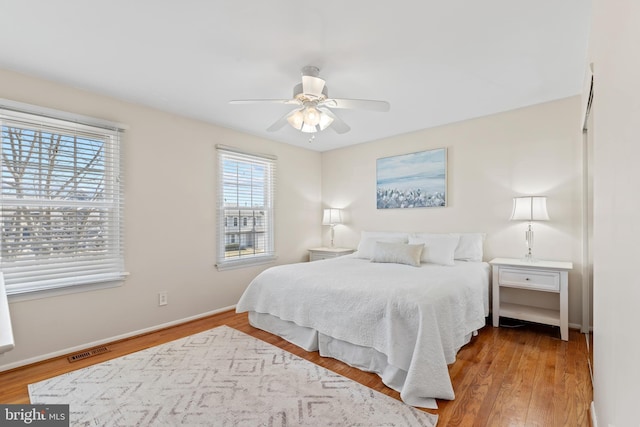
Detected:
[{"left": 67, "top": 346, "right": 110, "bottom": 362}]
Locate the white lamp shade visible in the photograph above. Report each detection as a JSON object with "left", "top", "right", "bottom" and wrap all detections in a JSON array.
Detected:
[
  {"left": 322, "top": 208, "right": 342, "bottom": 225},
  {"left": 303, "top": 106, "right": 321, "bottom": 126},
  {"left": 286, "top": 109, "right": 305, "bottom": 130},
  {"left": 288, "top": 107, "right": 334, "bottom": 133},
  {"left": 318, "top": 111, "right": 334, "bottom": 129},
  {"left": 510, "top": 196, "right": 550, "bottom": 221}
]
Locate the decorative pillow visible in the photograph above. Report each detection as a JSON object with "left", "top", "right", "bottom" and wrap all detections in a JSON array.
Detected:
[
  {"left": 453, "top": 233, "right": 486, "bottom": 262},
  {"left": 354, "top": 231, "right": 410, "bottom": 259},
  {"left": 408, "top": 233, "right": 460, "bottom": 266},
  {"left": 370, "top": 242, "right": 424, "bottom": 267}
]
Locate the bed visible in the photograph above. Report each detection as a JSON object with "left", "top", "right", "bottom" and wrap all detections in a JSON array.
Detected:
[{"left": 236, "top": 231, "right": 490, "bottom": 409}]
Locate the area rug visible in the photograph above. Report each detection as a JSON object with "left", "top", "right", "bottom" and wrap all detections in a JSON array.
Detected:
[{"left": 29, "top": 325, "right": 437, "bottom": 426}]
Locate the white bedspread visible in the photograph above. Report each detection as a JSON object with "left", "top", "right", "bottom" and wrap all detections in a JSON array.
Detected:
[{"left": 236, "top": 256, "right": 490, "bottom": 406}]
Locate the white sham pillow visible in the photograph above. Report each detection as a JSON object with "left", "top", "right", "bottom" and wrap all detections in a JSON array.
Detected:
[
  {"left": 370, "top": 242, "right": 424, "bottom": 267},
  {"left": 354, "top": 231, "right": 410, "bottom": 259},
  {"left": 408, "top": 233, "right": 460, "bottom": 266},
  {"left": 453, "top": 233, "right": 486, "bottom": 261}
]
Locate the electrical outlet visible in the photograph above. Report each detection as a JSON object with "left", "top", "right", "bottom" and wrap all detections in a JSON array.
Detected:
[{"left": 158, "top": 291, "right": 168, "bottom": 306}]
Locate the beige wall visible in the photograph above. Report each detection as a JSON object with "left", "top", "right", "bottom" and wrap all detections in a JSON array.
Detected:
[
  {"left": 0, "top": 68, "right": 588, "bottom": 374},
  {"left": 0, "top": 68, "right": 323, "bottom": 370},
  {"left": 321, "top": 96, "right": 585, "bottom": 326},
  {"left": 590, "top": 1, "right": 640, "bottom": 425}
]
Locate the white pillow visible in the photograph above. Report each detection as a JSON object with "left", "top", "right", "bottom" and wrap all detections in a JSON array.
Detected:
[
  {"left": 354, "top": 231, "right": 410, "bottom": 259},
  {"left": 453, "top": 233, "right": 486, "bottom": 262},
  {"left": 370, "top": 242, "right": 424, "bottom": 267},
  {"left": 408, "top": 233, "right": 460, "bottom": 266}
]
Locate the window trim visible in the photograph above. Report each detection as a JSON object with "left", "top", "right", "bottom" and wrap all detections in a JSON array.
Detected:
[
  {"left": 0, "top": 98, "right": 129, "bottom": 132},
  {"left": 216, "top": 145, "right": 277, "bottom": 271},
  {"left": 0, "top": 99, "right": 127, "bottom": 296}
]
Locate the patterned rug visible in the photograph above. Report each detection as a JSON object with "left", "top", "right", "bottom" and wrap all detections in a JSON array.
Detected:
[{"left": 29, "top": 325, "right": 437, "bottom": 426}]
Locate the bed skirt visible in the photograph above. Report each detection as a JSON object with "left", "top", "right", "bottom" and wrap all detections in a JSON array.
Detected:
[{"left": 248, "top": 311, "right": 474, "bottom": 409}]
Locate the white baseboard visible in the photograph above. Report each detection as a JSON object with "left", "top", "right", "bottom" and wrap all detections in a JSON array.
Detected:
[
  {"left": 590, "top": 401, "right": 597, "bottom": 427},
  {"left": 0, "top": 305, "right": 236, "bottom": 372}
]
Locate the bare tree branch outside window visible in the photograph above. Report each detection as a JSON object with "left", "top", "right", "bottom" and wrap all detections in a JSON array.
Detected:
[
  {"left": 0, "top": 105, "right": 124, "bottom": 294},
  {"left": 1, "top": 125, "right": 109, "bottom": 262}
]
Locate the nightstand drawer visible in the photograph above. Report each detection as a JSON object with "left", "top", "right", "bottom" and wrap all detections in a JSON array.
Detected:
[
  {"left": 499, "top": 268, "right": 560, "bottom": 292},
  {"left": 308, "top": 247, "right": 355, "bottom": 262}
]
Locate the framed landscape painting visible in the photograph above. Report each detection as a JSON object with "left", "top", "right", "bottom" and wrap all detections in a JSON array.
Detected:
[{"left": 376, "top": 148, "right": 447, "bottom": 209}]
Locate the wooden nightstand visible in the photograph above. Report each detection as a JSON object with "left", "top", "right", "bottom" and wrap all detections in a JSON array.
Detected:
[
  {"left": 490, "top": 257, "right": 573, "bottom": 341},
  {"left": 308, "top": 247, "right": 355, "bottom": 262}
]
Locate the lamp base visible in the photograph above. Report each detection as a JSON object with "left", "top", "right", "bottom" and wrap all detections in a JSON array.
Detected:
[
  {"left": 329, "top": 225, "right": 335, "bottom": 248},
  {"left": 521, "top": 223, "right": 537, "bottom": 262}
]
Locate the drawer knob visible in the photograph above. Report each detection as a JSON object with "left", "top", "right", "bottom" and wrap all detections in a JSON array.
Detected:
[{"left": 525, "top": 277, "right": 530, "bottom": 281}]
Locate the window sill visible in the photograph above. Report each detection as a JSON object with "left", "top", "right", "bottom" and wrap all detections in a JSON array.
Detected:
[
  {"left": 216, "top": 255, "right": 277, "bottom": 271},
  {"left": 7, "top": 278, "right": 127, "bottom": 303}
]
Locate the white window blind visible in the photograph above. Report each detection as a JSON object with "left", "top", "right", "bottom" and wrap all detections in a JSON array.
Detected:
[
  {"left": 0, "top": 102, "right": 126, "bottom": 295},
  {"left": 216, "top": 145, "right": 276, "bottom": 270}
]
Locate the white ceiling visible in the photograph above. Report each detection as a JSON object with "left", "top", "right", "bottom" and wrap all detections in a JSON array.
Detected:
[{"left": 0, "top": 1, "right": 592, "bottom": 152}]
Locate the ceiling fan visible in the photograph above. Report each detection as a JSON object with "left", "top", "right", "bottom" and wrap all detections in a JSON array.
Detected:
[{"left": 230, "top": 66, "right": 390, "bottom": 134}]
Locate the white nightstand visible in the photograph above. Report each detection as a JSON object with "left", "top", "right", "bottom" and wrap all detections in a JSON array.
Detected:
[
  {"left": 490, "top": 257, "right": 573, "bottom": 341},
  {"left": 308, "top": 247, "right": 355, "bottom": 262}
]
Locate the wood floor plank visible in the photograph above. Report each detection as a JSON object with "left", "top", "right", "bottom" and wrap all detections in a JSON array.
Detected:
[
  {"left": 0, "top": 311, "right": 592, "bottom": 425},
  {"left": 447, "top": 327, "right": 520, "bottom": 426},
  {"left": 563, "top": 331, "right": 592, "bottom": 427},
  {"left": 485, "top": 329, "right": 538, "bottom": 426},
  {"left": 526, "top": 330, "right": 559, "bottom": 426}
]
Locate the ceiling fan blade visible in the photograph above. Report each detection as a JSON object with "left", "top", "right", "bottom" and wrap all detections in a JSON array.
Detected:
[
  {"left": 322, "top": 98, "right": 390, "bottom": 112},
  {"left": 318, "top": 108, "right": 350, "bottom": 134},
  {"left": 301, "top": 75, "right": 326, "bottom": 97},
  {"left": 229, "top": 99, "right": 301, "bottom": 105},
  {"left": 266, "top": 109, "right": 301, "bottom": 132}
]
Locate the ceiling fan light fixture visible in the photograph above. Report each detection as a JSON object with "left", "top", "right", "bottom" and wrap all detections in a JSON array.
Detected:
[
  {"left": 318, "top": 111, "right": 333, "bottom": 129},
  {"left": 232, "top": 66, "right": 388, "bottom": 136},
  {"left": 300, "top": 122, "right": 317, "bottom": 133},
  {"left": 287, "top": 106, "right": 333, "bottom": 133},
  {"left": 303, "top": 106, "right": 321, "bottom": 126},
  {"left": 287, "top": 109, "right": 305, "bottom": 130}
]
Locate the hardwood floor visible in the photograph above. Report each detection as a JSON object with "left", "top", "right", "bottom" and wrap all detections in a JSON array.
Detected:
[{"left": 0, "top": 310, "right": 592, "bottom": 426}]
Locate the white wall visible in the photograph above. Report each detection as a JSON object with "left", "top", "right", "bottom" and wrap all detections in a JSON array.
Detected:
[
  {"left": 590, "top": 1, "right": 640, "bottom": 425},
  {"left": 0, "top": 67, "right": 590, "bottom": 373},
  {"left": 0, "top": 68, "right": 323, "bottom": 370},
  {"left": 321, "top": 97, "right": 585, "bottom": 326}
]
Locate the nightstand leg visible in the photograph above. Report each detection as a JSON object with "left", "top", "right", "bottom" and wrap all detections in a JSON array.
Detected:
[
  {"left": 560, "top": 271, "right": 568, "bottom": 341},
  {"left": 492, "top": 268, "right": 500, "bottom": 327}
]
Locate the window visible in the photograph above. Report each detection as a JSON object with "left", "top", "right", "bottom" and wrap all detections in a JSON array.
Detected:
[
  {"left": 0, "top": 101, "right": 126, "bottom": 295},
  {"left": 216, "top": 145, "right": 276, "bottom": 270}
]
